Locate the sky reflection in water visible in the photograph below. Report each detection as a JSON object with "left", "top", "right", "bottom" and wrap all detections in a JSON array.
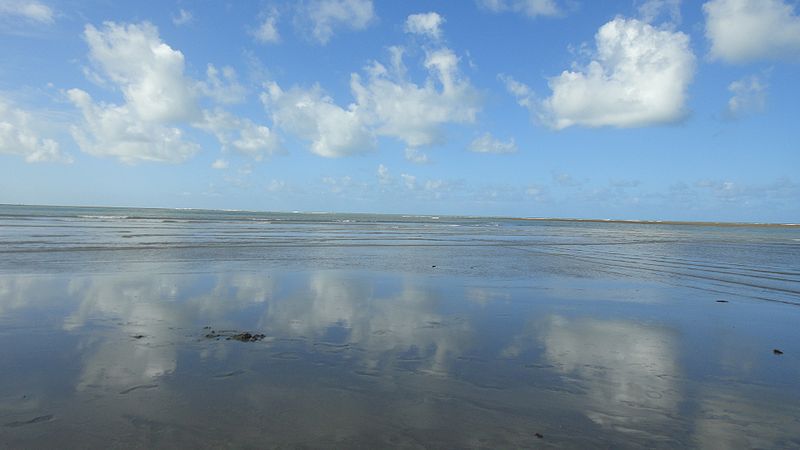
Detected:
[{"left": 2, "top": 268, "right": 799, "bottom": 448}]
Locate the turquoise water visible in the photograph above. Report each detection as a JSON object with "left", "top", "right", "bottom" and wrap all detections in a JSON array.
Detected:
[{"left": 1, "top": 205, "right": 799, "bottom": 448}]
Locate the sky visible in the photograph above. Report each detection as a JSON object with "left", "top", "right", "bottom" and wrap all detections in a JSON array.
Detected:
[{"left": 0, "top": 0, "right": 798, "bottom": 222}]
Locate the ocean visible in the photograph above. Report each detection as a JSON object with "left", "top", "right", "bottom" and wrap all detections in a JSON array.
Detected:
[{"left": 1, "top": 204, "right": 799, "bottom": 448}]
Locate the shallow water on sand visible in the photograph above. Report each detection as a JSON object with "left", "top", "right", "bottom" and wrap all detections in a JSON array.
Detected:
[{"left": 1, "top": 205, "right": 799, "bottom": 448}]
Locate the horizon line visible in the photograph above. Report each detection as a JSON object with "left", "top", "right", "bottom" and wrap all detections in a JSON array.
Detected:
[{"left": 1, "top": 202, "right": 798, "bottom": 228}]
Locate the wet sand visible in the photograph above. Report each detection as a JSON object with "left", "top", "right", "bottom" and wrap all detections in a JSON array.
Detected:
[{"left": 1, "top": 206, "right": 799, "bottom": 448}]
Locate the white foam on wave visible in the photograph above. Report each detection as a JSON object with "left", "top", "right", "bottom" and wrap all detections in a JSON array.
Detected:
[{"left": 78, "top": 215, "right": 129, "bottom": 219}]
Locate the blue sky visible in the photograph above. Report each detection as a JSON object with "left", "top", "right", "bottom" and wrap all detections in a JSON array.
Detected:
[{"left": 0, "top": 0, "right": 798, "bottom": 222}]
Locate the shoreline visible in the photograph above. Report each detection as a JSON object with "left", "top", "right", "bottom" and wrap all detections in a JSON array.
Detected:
[
  {"left": 513, "top": 217, "right": 800, "bottom": 228},
  {"left": 1, "top": 203, "right": 798, "bottom": 228}
]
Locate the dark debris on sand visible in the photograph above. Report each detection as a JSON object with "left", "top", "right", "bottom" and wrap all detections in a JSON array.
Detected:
[{"left": 204, "top": 329, "right": 266, "bottom": 342}]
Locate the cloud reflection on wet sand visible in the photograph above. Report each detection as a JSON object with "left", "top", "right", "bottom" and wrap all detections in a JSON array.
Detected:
[{"left": 1, "top": 269, "right": 799, "bottom": 448}]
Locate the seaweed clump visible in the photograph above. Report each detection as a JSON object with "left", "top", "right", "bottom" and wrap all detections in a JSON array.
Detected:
[{"left": 204, "top": 329, "right": 266, "bottom": 342}]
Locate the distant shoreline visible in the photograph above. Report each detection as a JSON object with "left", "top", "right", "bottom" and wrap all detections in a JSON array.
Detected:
[
  {"left": 1, "top": 203, "right": 797, "bottom": 228},
  {"left": 514, "top": 217, "right": 800, "bottom": 228}
]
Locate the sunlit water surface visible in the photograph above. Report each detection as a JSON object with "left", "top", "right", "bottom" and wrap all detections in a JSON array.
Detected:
[{"left": 1, "top": 205, "right": 799, "bottom": 448}]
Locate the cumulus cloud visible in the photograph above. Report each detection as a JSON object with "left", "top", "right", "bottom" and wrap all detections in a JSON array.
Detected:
[
  {"left": 525, "top": 185, "right": 545, "bottom": 199},
  {"left": 171, "top": 8, "right": 192, "bottom": 26},
  {"left": 211, "top": 158, "right": 228, "bottom": 169},
  {"left": 0, "top": 0, "right": 54, "bottom": 23},
  {"left": 424, "top": 179, "right": 445, "bottom": 191},
  {"left": 377, "top": 163, "right": 391, "bottom": 184},
  {"left": 263, "top": 37, "right": 480, "bottom": 157},
  {"left": 266, "top": 179, "right": 286, "bottom": 192},
  {"left": 252, "top": 8, "right": 280, "bottom": 44},
  {"left": 727, "top": 75, "right": 767, "bottom": 117},
  {"left": 476, "top": 0, "right": 562, "bottom": 17},
  {"left": 552, "top": 171, "right": 580, "bottom": 187},
  {"left": 262, "top": 82, "right": 375, "bottom": 157},
  {"left": 638, "top": 0, "right": 682, "bottom": 24},
  {"left": 404, "top": 147, "right": 429, "bottom": 164},
  {"left": 500, "top": 73, "right": 535, "bottom": 110},
  {"left": 68, "top": 22, "right": 201, "bottom": 163},
  {"left": 539, "top": 18, "right": 695, "bottom": 129},
  {"left": 321, "top": 175, "right": 354, "bottom": 194},
  {"left": 297, "top": 0, "right": 375, "bottom": 44},
  {"left": 0, "top": 97, "right": 71, "bottom": 163},
  {"left": 70, "top": 21, "right": 280, "bottom": 165},
  {"left": 197, "top": 109, "right": 282, "bottom": 160},
  {"left": 352, "top": 46, "right": 480, "bottom": 147},
  {"left": 400, "top": 173, "right": 416, "bottom": 190},
  {"left": 704, "top": 0, "right": 800, "bottom": 63},
  {"left": 68, "top": 88, "right": 198, "bottom": 164},
  {"left": 469, "top": 132, "right": 517, "bottom": 153},
  {"left": 198, "top": 64, "right": 246, "bottom": 104},
  {"left": 404, "top": 12, "right": 444, "bottom": 39},
  {"left": 83, "top": 22, "right": 199, "bottom": 123}
]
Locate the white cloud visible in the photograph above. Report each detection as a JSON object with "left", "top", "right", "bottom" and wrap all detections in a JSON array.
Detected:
[
  {"left": 638, "top": 0, "right": 682, "bottom": 24},
  {"left": 423, "top": 179, "right": 448, "bottom": 199},
  {"left": 69, "top": 22, "right": 201, "bottom": 163},
  {"left": 197, "top": 109, "right": 282, "bottom": 161},
  {"left": 198, "top": 64, "right": 246, "bottom": 104},
  {"left": 404, "top": 12, "right": 444, "bottom": 40},
  {"left": 476, "top": 0, "right": 561, "bottom": 17},
  {"left": 298, "top": 0, "right": 375, "bottom": 44},
  {"left": 669, "top": 178, "right": 800, "bottom": 211},
  {"left": 704, "top": 0, "right": 800, "bottom": 63},
  {"left": 552, "top": 172, "right": 579, "bottom": 186},
  {"left": 171, "top": 8, "right": 193, "bottom": 26},
  {"left": 82, "top": 22, "right": 199, "bottom": 123},
  {"left": 71, "top": 21, "right": 274, "bottom": 165},
  {"left": 261, "top": 82, "right": 375, "bottom": 158},
  {"left": 263, "top": 43, "right": 480, "bottom": 157},
  {"left": 377, "top": 163, "right": 390, "bottom": 184},
  {"left": 525, "top": 185, "right": 544, "bottom": 198},
  {"left": 404, "top": 147, "right": 429, "bottom": 164},
  {"left": 266, "top": 179, "right": 286, "bottom": 192},
  {"left": 68, "top": 88, "right": 198, "bottom": 164},
  {"left": 727, "top": 75, "right": 767, "bottom": 117},
  {"left": 469, "top": 132, "right": 517, "bottom": 153},
  {"left": 252, "top": 8, "right": 280, "bottom": 44},
  {"left": 0, "top": 0, "right": 54, "bottom": 23},
  {"left": 694, "top": 179, "right": 745, "bottom": 201},
  {"left": 539, "top": 18, "right": 695, "bottom": 129},
  {"left": 211, "top": 158, "right": 229, "bottom": 169},
  {"left": 351, "top": 46, "right": 480, "bottom": 147},
  {"left": 321, "top": 175, "right": 354, "bottom": 194},
  {"left": 400, "top": 173, "right": 416, "bottom": 190},
  {"left": 0, "top": 97, "right": 71, "bottom": 163},
  {"left": 424, "top": 179, "right": 445, "bottom": 191},
  {"left": 500, "top": 74, "right": 535, "bottom": 109}
]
